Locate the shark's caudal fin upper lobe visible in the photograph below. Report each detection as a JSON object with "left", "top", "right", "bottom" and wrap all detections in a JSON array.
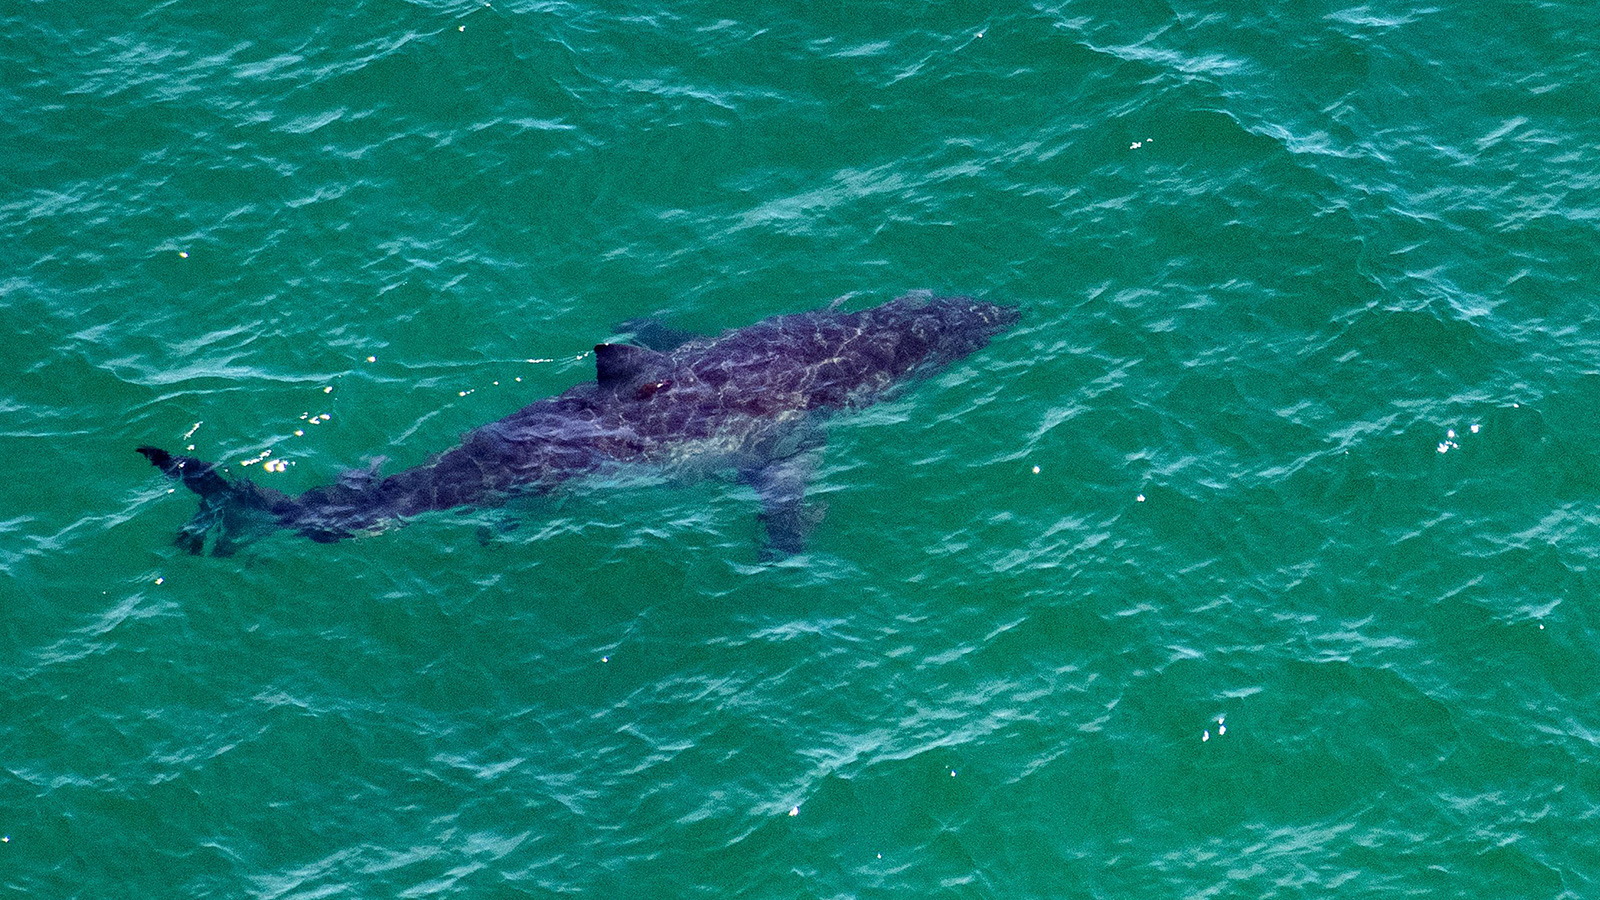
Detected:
[{"left": 136, "top": 447, "right": 229, "bottom": 498}]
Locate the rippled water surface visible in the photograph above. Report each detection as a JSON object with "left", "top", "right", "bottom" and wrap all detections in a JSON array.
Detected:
[{"left": 5, "top": 0, "right": 1600, "bottom": 896}]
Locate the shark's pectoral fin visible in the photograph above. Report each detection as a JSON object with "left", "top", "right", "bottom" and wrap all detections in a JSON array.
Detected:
[
  {"left": 474, "top": 514, "right": 523, "bottom": 548},
  {"left": 742, "top": 451, "right": 826, "bottom": 559},
  {"left": 760, "top": 496, "right": 827, "bottom": 561}
]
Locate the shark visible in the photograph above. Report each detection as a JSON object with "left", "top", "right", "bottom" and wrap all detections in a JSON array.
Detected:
[{"left": 137, "top": 294, "right": 1019, "bottom": 557}]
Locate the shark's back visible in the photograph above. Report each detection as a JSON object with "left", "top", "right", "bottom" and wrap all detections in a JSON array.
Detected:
[
  {"left": 485, "top": 295, "right": 1018, "bottom": 468},
  {"left": 678, "top": 295, "right": 1018, "bottom": 414}
]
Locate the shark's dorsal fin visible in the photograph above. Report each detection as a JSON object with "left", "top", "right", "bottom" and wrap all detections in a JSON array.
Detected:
[{"left": 594, "top": 343, "right": 671, "bottom": 389}]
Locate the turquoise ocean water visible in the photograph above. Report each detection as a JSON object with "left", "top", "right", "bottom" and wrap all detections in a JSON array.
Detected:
[{"left": 5, "top": 0, "right": 1600, "bottom": 895}]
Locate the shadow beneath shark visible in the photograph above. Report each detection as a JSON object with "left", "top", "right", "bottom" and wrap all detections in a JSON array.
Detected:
[{"left": 137, "top": 294, "right": 1019, "bottom": 558}]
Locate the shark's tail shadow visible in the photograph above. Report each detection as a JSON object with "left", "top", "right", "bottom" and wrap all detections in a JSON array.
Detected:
[{"left": 136, "top": 446, "right": 296, "bottom": 555}]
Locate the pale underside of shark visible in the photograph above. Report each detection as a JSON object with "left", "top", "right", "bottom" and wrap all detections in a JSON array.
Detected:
[{"left": 137, "top": 294, "right": 1019, "bottom": 557}]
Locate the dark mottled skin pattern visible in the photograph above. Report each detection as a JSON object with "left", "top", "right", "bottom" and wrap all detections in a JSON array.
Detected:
[{"left": 138, "top": 295, "right": 1018, "bottom": 554}]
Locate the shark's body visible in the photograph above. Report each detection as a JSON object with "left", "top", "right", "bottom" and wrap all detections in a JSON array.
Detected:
[{"left": 138, "top": 295, "right": 1018, "bottom": 556}]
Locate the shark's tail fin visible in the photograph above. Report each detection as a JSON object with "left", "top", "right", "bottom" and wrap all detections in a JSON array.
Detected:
[{"left": 137, "top": 446, "right": 292, "bottom": 555}]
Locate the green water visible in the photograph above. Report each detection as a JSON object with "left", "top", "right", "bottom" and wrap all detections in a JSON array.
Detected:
[{"left": 5, "top": 0, "right": 1599, "bottom": 896}]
